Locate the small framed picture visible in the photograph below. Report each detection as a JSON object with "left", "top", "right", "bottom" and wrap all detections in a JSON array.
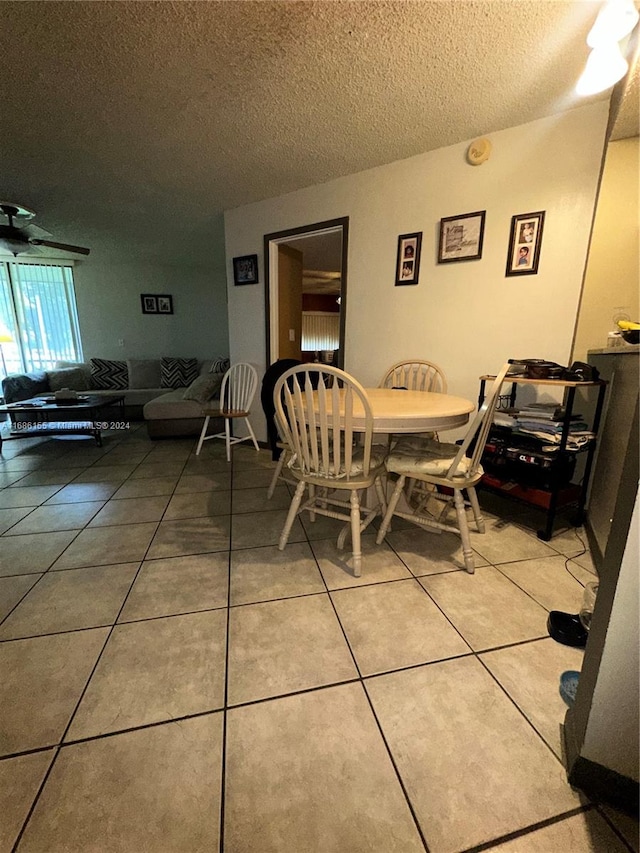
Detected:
[
  {"left": 233, "top": 254, "right": 259, "bottom": 285},
  {"left": 438, "top": 211, "right": 486, "bottom": 263},
  {"left": 157, "top": 295, "right": 174, "bottom": 314},
  {"left": 141, "top": 294, "right": 157, "bottom": 314},
  {"left": 395, "top": 232, "right": 422, "bottom": 286},
  {"left": 506, "top": 211, "right": 545, "bottom": 276}
]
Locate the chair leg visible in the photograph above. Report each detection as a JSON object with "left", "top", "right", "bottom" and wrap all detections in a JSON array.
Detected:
[
  {"left": 453, "top": 488, "right": 475, "bottom": 574},
  {"left": 467, "top": 486, "right": 485, "bottom": 533},
  {"left": 195, "top": 416, "right": 210, "bottom": 456},
  {"left": 279, "top": 480, "right": 306, "bottom": 550},
  {"left": 267, "top": 454, "right": 285, "bottom": 499},
  {"left": 224, "top": 417, "right": 232, "bottom": 463},
  {"left": 244, "top": 417, "right": 260, "bottom": 453},
  {"left": 374, "top": 476, "right": 387, "bottom": 519},
  {"left": 376, "top": 474, "right": 406, "bottom": 544},
  {"left": 350, "top": 489, "right": 362, "bottom": 578}
]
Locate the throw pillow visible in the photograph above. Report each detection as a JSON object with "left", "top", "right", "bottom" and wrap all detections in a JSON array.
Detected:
[
  {"left": 182, "top": 373, "right": 223, "bottom": 404},
  {"left": 161, "top": 357, "right": 199, "bottom": 389},
  {"left": 210, "top": 356, "right": 230, "bottom": 374},
  {"left": 90, "top": 358, "right": 128, "bottom": 390},
  {"left": 46, "top": 367, "right": 91, "bottom": 392},
  {"left": 127, "top": 358, "right": 162, "bottom": 389}
]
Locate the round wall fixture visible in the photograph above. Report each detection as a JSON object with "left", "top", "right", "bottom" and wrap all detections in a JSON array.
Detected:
[{"left": 467, "top": 138, "right": 492, "bottom": 165}]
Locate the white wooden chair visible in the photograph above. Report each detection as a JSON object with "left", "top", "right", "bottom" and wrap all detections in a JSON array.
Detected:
[
  {"left": 196, "top": 362, "right": 260, "bottom": 461},
  {"left": 375, "top": 362, "right": 511, "bottom": 573},
  {"left": 274, "top": 364, "right": 388, "bottom": 577},
  {"left": 379, "top": 359, "right": 447, "bottom": 393}
]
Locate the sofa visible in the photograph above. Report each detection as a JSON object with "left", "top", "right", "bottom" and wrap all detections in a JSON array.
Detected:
[{"left": 1, "top": 356, "right": 229, "bottom": 438}]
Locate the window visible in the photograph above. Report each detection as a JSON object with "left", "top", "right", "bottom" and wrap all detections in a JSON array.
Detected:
[
  {"left": 301, "top": 312, "right": 340, "bottom": 352},
  {"left": 0, "top": 262, "right": 82, "bottom": 379}
]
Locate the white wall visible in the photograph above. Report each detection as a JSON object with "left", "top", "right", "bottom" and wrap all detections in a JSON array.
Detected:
[
  {"left": 583, "top": 486, "right": 639, "bottom": 781},
  {"left": 73, "top": 257, "right": 229, "bottom": 361},
  {"left": 225, "top": 102, "right": 608, "bottom": 440}
]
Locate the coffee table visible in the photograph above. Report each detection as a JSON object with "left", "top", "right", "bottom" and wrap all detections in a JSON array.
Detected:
[{"left": 0, "top": 394, "right": 126, "bottom": 449}]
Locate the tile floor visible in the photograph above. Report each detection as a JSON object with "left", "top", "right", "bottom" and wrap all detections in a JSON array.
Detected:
[{"left": 0, "top": 423, "right": 637, "bottom": 853}]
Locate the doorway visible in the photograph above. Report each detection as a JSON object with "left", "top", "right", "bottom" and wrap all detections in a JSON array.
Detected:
[{"left": 264, "top": 217, "right": 348, "bottom": 369}]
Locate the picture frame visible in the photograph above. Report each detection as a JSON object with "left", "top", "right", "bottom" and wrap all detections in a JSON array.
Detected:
[
  {"left": 141, "top": 294, "right": 158, "bottom": 314},
  {"left": 157, "top": 294, "right": 174, "bottom": 314},
  {"left": 438, "top": 210, "right": 486, "bottom": 263},
  {"left": 505, "top": 210, "right": 545, "bottom": 276},
  {"left": 395, "top": 232, "right": 422, "bottom": 286},
  {"left": 233, "top": 254, "right": 259, "bottom": 285}
]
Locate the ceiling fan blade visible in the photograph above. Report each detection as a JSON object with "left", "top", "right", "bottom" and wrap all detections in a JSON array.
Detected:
[
  {"left": 30, "top": 239, "right": 90, "bottom": 256},
  {"left": 22, "top": 223, "right": 52, "bottom": 240}
]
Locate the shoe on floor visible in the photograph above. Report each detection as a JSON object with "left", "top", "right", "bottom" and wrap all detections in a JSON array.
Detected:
[{"left": 547, "top": 610, "right": 588, "bottom": 648}]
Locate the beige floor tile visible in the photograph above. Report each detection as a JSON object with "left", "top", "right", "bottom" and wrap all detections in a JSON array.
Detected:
[
  {"left": 0, "top": 628, "right": 109, "bottom": 754},
  {"left": 67, "top": 611, "right": 227, "bottom": 739},
  {"left": 181, "top": 457, "right": 230, "bottom": 475},
  {"left": 0, "top": 574, "right": 41, "bottom": 621},
  {"left": 600, "top": 805, "right": 640, "bottom": 853},
  {"left": 0, "top": 564, "right": 138, "bottom": 640},
  {"left": 51, "top": 523, "right": 157, "bottom": 570},
  {"left": 230, "top": 542, "right": 325, "bottom": 605},
  {"left": 224, "top": 683, "right": 425, "bottom": 852},
  {"left": 300, "top": 509, "right": 357, "bottom": 541},
  {"left": 19, "top": 715, "right": 222, "bottom": 853},
  {"left": 0, "top": 506, "right": 32, "bottom": 534},
  {"left": 0, "top": 457, "right": 43, "bottom": 472},
  {"left": 111, "top": 476, "right": 179, "bottom": 499},
  {"left": 9, "top": 469, "right": 79, "bottom": 487},
  {"left": 544, "top": 525, "right": 590, "bottom": 558},
  {"left": 486, "top": 809, "right": 631, "bottom": 852},
  {"left": 366, "top": 657, "right": 582, "bottom": 853},
  {"left": 0, "top": 750, "right": 55, "bottom": 853},
  {"left": 0, "top": 471, "right": 31, "bottom": 487},
  {"left": 231, "top": 447, "right": 274, "bottom": 471},
  {"left": 93, "top": 451, "right": 150, "bottom": 467},
  {"left": 470, "top": 520, "right": 557, "bottom": 564},
  {"left": 146, "top": 515, "right": 231, "bottom": 559},
  {"left": 231, "top": 508, "right": 306, "bottom": 550},
  {"left": 420, "top": 566, "right": 549, "bottom": 650},
  {"left": 0, "top": 485, "right": 61, "bottom": 508},
  {"left": 71, "top": 465, "right": 136, "bottom": 484},
  {"left": 163, "top": 490, "right": 231, "bottom": 520},
  {"left": 128, "top": 461, "right": 186, "bottom": 479},
  {"left": 0, "top": 531, "right": 79, "bottom": 577},
  {"left": 119, "top": 552, "right": 229, "bottom": 621},
  {"left": 571, "top": 550, "right": 598, "bottom": 574},
  {"left": 497, "top": 555, "right": 593, "bottom": 614},
  {"left": 227, "top": 595, "right": 357, "bottom": 704},
  {"left": 332, "top": 579, "right": 470, "bottom": 675},
  {"left": 87, "top": 495, "right": 170, "bottom": 527},
  {"left": 312, "top": 536, "right": 413, "bottom": 589},
  {"left": 174, "top": 471, "right": 232, "bottom": 494},
  {"left": 480, "top": 638, "right": 584, "bottom": 757},
  {"left": 232, "top": 467, "right": 276, "bottom": 490},
  {"left": 5, "top": 501, "right": 104, "bottom": 536},
  {"left": 232, "top": 484, "right": 291, "bottom": 513},
  {"left": 385, "top": 526, "right": 489, "bottom": 575},
  {"left": 45, "top": 482, "right": 119, "bottom": 504}
]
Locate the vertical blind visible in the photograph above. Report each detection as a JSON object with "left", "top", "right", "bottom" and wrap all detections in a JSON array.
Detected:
[
  {"left": 0, "top": 262, "right": 82, "bottom": 378},
  {"left": 301, "top": 312, "right": 340, "bottom": 351}
]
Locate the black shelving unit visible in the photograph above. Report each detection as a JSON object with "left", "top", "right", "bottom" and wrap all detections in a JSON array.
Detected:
[{"left": 478, "top": 374, "right": 608, "bottom": 540}]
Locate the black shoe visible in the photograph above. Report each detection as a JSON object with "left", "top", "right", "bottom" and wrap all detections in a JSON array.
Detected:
[{"left": 547, "top": 611, "right": 588, "bottom": 648}]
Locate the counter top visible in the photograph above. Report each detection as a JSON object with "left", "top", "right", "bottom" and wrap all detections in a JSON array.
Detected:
[{"left": 588, "top": 344, "right": 640, "bottom": 356}]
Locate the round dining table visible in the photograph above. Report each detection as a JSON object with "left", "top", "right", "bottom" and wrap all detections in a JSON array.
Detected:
[{"left": 315, "top": 387, "right": 475, "bottom": 434}]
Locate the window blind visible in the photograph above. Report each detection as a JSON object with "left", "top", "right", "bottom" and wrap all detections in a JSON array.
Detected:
[{"left": 301, "top": 312, "right": 340, "bottom": 351}]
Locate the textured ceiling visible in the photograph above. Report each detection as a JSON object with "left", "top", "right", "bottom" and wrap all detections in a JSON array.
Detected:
[{"left": 0, "top": 0, "right": 631, "bottom": 266}]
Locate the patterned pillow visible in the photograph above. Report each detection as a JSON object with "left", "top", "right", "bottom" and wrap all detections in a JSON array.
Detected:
[
  {"left": 210, "top": 356, "right": 230, "bottom": 375},
  {"left": 90, "top": 358, "right": 128, "bottom": 390},
  {"left": 161, "top": 357, "right": 199, "bottom": 389},
  {"left": 182, "top": 373, "right": 223, "bottom": 404}
]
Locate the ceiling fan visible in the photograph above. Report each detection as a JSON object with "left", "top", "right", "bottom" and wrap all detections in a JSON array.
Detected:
[{"left": 0, "top": 202, "right": 90, "bottom": 256}]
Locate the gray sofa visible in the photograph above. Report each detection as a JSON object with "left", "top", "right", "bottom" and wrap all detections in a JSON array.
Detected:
[{"left": 1, "top": 357, "right": 228, "bottom": 438}]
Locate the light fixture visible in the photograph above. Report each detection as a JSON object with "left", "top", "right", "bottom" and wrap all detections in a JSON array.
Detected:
[
  {"left": 576, "top": 41, "right": 629, "bottom": 95},
  {"left": 0, "top": 321, "right": 14, "bottom": 380},
  {"left": 587, "top": 0, "right": 639, "bottom": 48}
]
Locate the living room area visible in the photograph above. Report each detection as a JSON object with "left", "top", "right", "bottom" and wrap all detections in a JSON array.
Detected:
[{"left": 1, "top": 2, "right": 639, "bottom": 852}]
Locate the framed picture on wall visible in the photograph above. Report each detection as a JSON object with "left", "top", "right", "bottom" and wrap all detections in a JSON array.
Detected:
[
  {"left": 157, "top": 295, "right": 174, "bottom": 314},
  {"left": 141, "top": 294, "right": 158, "bottom": 314},
  {"left": 395, "top": 232, "right": 422, "bottom": 286},
  {"left": 505, "top": 211, "right": 545, "bottom": 276},
  {"left": 438, "top": 210, "right": 486, "bottom": 263},
  {"left": 233, "top": 254, "right": 259, "bottom": 285}
]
